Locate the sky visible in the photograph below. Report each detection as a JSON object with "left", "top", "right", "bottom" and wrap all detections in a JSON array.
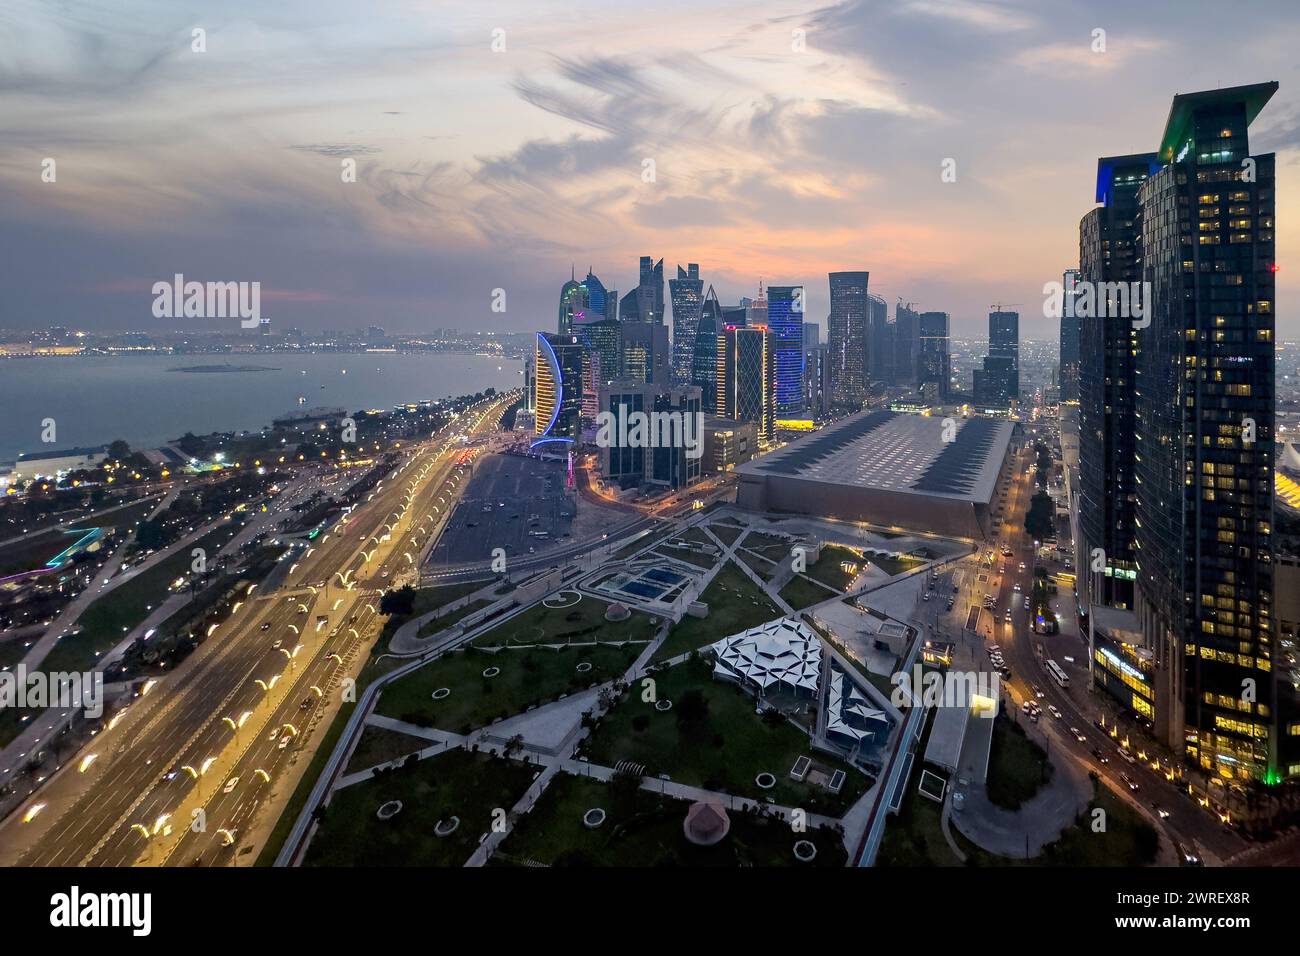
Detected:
[{"left": 2, "top": 0, "right": 1299, "bottom": 340}]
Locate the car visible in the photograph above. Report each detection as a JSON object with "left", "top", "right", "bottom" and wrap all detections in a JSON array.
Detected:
[
  {"left": 1154, "top": 805, "right": 1171, "bottom": 819},
  {"left": 921, "top": 593, "right": 930, "bottom": 602},
  {"left": 1004, "top": 610, "right": 1012, "bottom": 621},
  {"left": 1032, "top": 685, "right": 1045, "bottom": 698},
  {"left": 299, "top": 696, "right": 313, "bottom": 710},
  {"left": 278, "top": 735, "right": 292, "bottom": 750},
  {"left": 269, "top": 727, "right": 280, "bottom": 740},
  {"left": 1070, "top": 727, "right": 1087, "bottom": 742},
  {"left": 1021, "top": 701, "right": 1033, "bottom": 714},
  {"left": 1024, "top": 597, "right": 1031, "bottom": 609},
  {"left": 1180, "top": 846, "right": 1203, "bottom": 866},
  {"left": 1013, "top": 582, "right": 1021, "bottom": 592},
  {"left": 1091, "top": 748, "right": 1110, "bottom": 764},
  {"left": 1018, "top": 562, "right": 1026, "bottom": 572},
  {"left": 946, "top": 600, "right": 954, "bottom": 611},
  {"left": 1047, "top": 705, "right": 1062, "bottom": 719},
  {"left": 260, "top": 622, "right": 271, "bottom": 631},
  {"left": 1120, "top": 772, "right": 1139, "bottom": 791},
  {"left": 1117, "top": 747, "right": 1137, "bottom": 764},
  {"left": 222, "top": 776, "right": 239, "bottom": 794}
]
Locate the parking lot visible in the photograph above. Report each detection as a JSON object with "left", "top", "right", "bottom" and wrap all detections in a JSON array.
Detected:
[{"left": 425, "top": 453, "right": 577, "bottom": 566}]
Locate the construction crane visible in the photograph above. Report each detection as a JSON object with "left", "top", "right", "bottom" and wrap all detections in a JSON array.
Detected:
[{"left": 989, "top": 303, "right": 1022, "bottom": 313}]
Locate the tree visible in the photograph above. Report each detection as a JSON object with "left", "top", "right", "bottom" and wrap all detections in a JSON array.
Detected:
[
  {"left": 107, "top": 439, "right": 132, "bottom": 461},
  {"left": 379, "top": 584, "right": 416, "bottom": 617},
  {"left": 676, "top": 688, "right": 709, "bottom": 728},
  {"left": 1024, "top": 490, "right": 1053, "bottom": 540}
]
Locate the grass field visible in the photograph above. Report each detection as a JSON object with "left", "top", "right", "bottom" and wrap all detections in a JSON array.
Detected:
[
  {"left": 496, "top": 772, "right": 847, "bottom": 867},
  {"left": 707, "top": 523, "right": 745, "bottom": 547},
  {"left": 742, "top": 532, "right": 792, "bottom": 560},
  {"left": 651, "top": 561, "right": 780, "bottom": 663},
  {"left": 804, "top": 545, "right": 869, "bottom": 592},
  {"left": 468, "top": 596, "right": 655, "bottom": 650},
  {"left": 302, "top": 749, "right": 538, "bottom": 866},
  {"left": 38, "top": 519, "right": 245, "bottom": 674},
  {"left": 584, "top": 657, "right": 867, "bottom": 815},
  {"left": 344, "top": 724, "right": 431, "bottom": 774},
  {"left": 986, "top": 713, "right": 1053, "bottom": 811},
  {"left": 778, "top": 574, "right": 838, "bottom": 609},
  {"left": 416, "top": 599, "right": 494, "bottom": 638},
  {"left": 376, "top": 641, "right": 642, "bottom": 734},
  {"left": 734, "top": 548, "right": 777, "bottom": 581},
  {"left": 651, "top": 545, "right": 718, "bottom": 570}
]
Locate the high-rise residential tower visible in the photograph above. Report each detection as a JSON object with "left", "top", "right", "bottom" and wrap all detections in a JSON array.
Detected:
[
  {"left": 718, "top": 323, "right": 776, "bottom": 444},
  {"left": 669, "top": 263, "right": 704, "bottom": 385},
  {"left": 1078, "top": 154, "right": 1158, "bottom": 610},
  {"left": 827, "top": 271, "right": 869, "bottom": 405},
  {"left": 1133, "top": 83, "right": 1281, "bottom": 781},
  {"left": 1058, "top": 269, "right": 1082, "bottom": 405},
  {"left": 917, "top": 311, "right": 951, "bottom": 403}
]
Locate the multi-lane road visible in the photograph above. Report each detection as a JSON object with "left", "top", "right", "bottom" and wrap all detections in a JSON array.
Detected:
[
  {"left": 0, "top": 394, "right": 514, "bottom": 866},
  {"left": 928, "top": 439, "right": 1246, "bottom": 864}
]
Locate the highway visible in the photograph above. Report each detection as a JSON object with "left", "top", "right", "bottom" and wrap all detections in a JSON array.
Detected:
[{"left": 0, "top": 394, "right": 513, "bottom": 866}]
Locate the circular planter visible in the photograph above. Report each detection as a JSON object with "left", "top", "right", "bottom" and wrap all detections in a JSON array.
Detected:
[
  {"left": 376, "top": 800, "right": 403, "bottom": 821},
  {"left": 793, "top": 839, "right": 817, "bottom": 863},
  {"left": 576, "top": 662, "right": 593, "bottom": 673},
  {"left": 434, "top": 816, "right": 461, "bottom": 837},
  {"left": 543, "top": 590, "right": 583, "bottom": 609},
  {"left": 431, "top": 687, "right": 451, "bottom": 700},
  {"left": 654, "top": 699, "right": 672, "bottom": 712},
  {"left": 482, "top": 666, "right": 501, "bottom": 678},
  {"left": 755, "top": 772, "right": 776, "bottom": 790},
  {"left": 582, "top": 808, "right": 607, "bottom": 829}
]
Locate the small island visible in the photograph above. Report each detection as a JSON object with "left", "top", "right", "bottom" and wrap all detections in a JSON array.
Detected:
[{"left": 168, "top": 363, "right": 281, "bottom": 373}]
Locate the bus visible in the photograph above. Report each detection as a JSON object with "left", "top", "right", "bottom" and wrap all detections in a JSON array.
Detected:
[{"left": 1045, "top": 659, "right": 1069, "bottom": 688}]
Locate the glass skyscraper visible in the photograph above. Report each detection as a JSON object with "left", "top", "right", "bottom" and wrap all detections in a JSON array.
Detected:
[
  {"left": 669, "top": 263, "right": 703, "bottom": 385},
  {"left": 827, "top": 271, "right": 868, "bottom": 405},
  {"left": 1132, "top": 82, "right": 1280, "bottom": 781}
]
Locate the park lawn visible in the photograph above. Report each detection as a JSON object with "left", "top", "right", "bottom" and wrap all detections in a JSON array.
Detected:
[
  {"left": 344, "top": 724, "right": 431, "bottom": 774},
  {"left": 986, "top": 713, "right": 1053, "bottom": 811},
  {"left": 585, "top": 657, "right": 867, "bottom": 815},
  {"left": 734, "top": 548, "right": 777, "bottom": 581},
  {"left": 496, "top": 772, "right": 847, "bottom": 867},
  {"left": 650, "top": 561, "right": 781, "bottom": 663},
  {"left": 779, "top": 574, "right": 838, "bottom": 610},
  {"left": 707, "top": 523, "right": 745, "bottom": 547},
  {"left": 416, "top": 599, "right": 494, "bottom": 638},
  {"left": 876, "top": 770, "right": 967, "bottom": 867},
  {"left": 410, "top": 581, "right": 490, "bottom": 617},
  {"left": 0, "top": 706, "right": 43, "bottom": 750},
  {"left": 375, "top": 641, "right": 641, "bottom": 735},
  {"left": 1039, "top": 779, "right": 1159, "bottom": 866},
  {"left": 804, "top": 545, "right": 869, "bottom": 592},
  {"left": 470, "top": 596, "right": 655, "bottom": 648},
  {"left": 302, "top": 749, "right": 539, "bottom": 866},
  {"left": 742, "top": 532, "right": 792, "bottom": 560},
  {"left": 39, "top": 520, "right": 244, "bottom": 674},
  {"left": 651, "top": 545, "right": 717, "bottom": 571},
  {"left": 863, "top": 548, "right": 923, "bottom": 576},
  {"left": 0, "top": 637, "right": 33, "bottom": 670},
  {"left": 612, "top": 527, "right": 674, "bottom": 560},
  {"left": 676, "top": 527, "right": 713, "bottom": 547}
]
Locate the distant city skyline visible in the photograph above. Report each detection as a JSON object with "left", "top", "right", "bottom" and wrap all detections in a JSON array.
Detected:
[{"left": 3, "top": 0, "right": 1299, "bottom": 339}]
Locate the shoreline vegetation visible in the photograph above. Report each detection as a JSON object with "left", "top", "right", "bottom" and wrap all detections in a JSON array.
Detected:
[{"left": 168, "top": 363, "right": 280, "bottom": 373}]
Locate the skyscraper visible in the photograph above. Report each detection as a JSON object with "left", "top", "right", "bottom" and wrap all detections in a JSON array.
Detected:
[
  {"left": 803, "top": 322, "right": 820, "bottom": 348},
  {"left": 533, "top": 332, "right": 583, "bottom": 448},
  {"left": 618, "top": 255, "right": 663, "bottom": 325},
  {"left": 719, "top": 324, "right": 776, "bottom": 444},
  {"left": 917, "top": 311, "right": 951, "bottom": 402},
  {"left": 1058, "top": 269, "right": 1082, "bottom": 405},
  {"left": 692, "top": 285, "right": 724, "bottom": 414},
  {"left": 765, "top": 285, "right": 805, "bottom": 415},
  {"left": 669, "top": 263, "right": 704, "bottom": 385},
  {"left": 804, "top": 344, "right": 831, "bottom": 418},
  {"left": 827, "top": 271, "right": 868, "bottom": 405},
  {"left": 893, "top": 300, "right": 920, "bottom": 388},
  {"left": 1078, "top": 154, "right": 1157, "bottom": 610},
  {"left": 975, "top": 310, "right": 1019, "bottom": 405},
  {"left": 620, "top": 321, "right": 670, "bottom": 386},
  {"left": 1132, "top": 83, "right": 1280, "bottom": 781},
  {"left": 557, "top": 268, "right": 588, "bottom": 334}
]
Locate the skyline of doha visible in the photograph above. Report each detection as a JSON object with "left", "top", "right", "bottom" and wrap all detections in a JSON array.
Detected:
[{"left": 2, "top": 1, "right": 1299, "bottom": 339}]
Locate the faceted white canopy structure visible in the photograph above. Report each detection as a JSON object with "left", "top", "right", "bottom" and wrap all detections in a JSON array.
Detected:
[
  {"left": 827, "top": 670, "right": 888, "bottom": 745},
  {"left": 709, "top": 618, "right": 821, "bottom": 696}
]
